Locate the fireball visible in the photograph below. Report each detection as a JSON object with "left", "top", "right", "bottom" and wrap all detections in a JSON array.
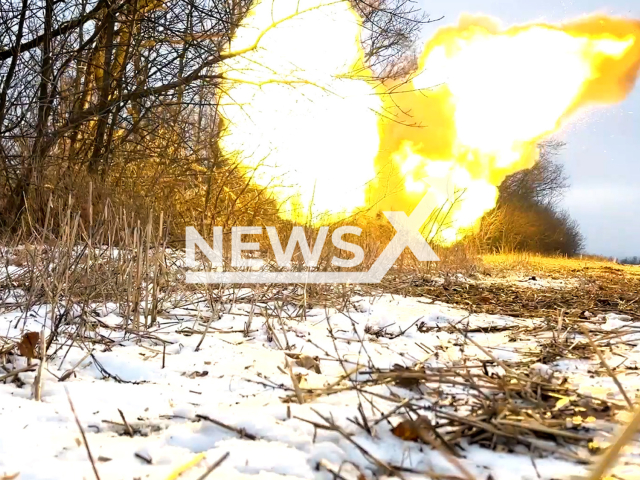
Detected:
[
  {"left": 220, "top": 3, "right": 640, "bottom": 241},
  {"left": 371, "top": 14, "right": 640, "bottom": 242},
  {"left": 219, "top": 0, "right": 381, "bottom": 222}
]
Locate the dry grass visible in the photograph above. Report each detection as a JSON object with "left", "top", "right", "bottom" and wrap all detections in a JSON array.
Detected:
[
  {"left": 3, "top": 218, "right": 640, "bottom": 478},
  {"left": 381, "top": 253, "right": 640, "bottom": 322},
  {"left": 482, "top": 252, "right": 640, "bottom": 278}
]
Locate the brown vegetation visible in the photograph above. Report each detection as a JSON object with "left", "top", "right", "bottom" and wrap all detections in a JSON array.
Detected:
[
  {"left": 474, "top": 141, "right": 585, "bottom": 256},
  {"left": 0, "top": 0, "right": 427, "bottom": 236}
]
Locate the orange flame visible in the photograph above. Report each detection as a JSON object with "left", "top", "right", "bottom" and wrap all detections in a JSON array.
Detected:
[
  {"left": 370, "top": 14, "right": 640, "bottom": 242},
  {"left": 221, "top": 3, "right": 640, "bottom": 241}
]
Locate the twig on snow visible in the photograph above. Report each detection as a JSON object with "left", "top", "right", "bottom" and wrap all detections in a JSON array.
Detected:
[
  {"left": 196, "top": 452, "right": 230, "bottom": 480},
  {"left": 66, "top": 388, "right": 101, "bottom": 480}
]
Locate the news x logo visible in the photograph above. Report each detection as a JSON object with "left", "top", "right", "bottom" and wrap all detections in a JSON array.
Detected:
[{"left": 185, "top": 192, "right": 439, "bottom": 283}]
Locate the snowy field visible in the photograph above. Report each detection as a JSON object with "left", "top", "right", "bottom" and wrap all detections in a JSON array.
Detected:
[{"left": 3, "top": 286, "right": 640, "bottom": 480}]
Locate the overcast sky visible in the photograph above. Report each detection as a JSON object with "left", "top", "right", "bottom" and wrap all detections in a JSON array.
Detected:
[{"left": 416, "top": 0, "right": 640, "bottom": 258}]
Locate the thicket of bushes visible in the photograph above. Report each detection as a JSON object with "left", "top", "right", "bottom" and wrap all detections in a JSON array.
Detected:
[{"left": 473, "top": 141, "right": 585, "bottom": 256}]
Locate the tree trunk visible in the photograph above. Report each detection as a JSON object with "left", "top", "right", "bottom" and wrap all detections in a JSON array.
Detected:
[
  {"left": 88, "top": 10, "right": 116, "bottom": 175},
  {"left": 21, "top": 0, "right": 54, "bottom": 219}
]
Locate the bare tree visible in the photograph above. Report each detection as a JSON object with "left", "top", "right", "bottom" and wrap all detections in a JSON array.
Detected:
[
  {"left": 498, "top": 140, "right": 569, "bottom": 207},
  {"left": 476, "top": 141, "right": 585, "bottom": 256}
]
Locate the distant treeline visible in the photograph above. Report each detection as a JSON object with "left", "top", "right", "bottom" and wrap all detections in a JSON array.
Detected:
[{"left": 621, "top": 256, "right": 640, "bottom": 265}]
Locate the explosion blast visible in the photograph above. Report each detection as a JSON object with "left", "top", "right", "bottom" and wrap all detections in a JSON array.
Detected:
[
  {"left": 219, "top": 0, "right": 380, "bottom": 220},
  {"left": 220, "top": 1, "right": 640, "bottom": 242}
]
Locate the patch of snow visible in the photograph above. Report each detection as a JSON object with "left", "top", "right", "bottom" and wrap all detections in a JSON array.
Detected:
[{"left": 0, "top": 294, "right": 638, "bottom": 479}]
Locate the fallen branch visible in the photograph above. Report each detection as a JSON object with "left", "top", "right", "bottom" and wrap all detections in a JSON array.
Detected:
[{"left": 66, "top": 388, "right": 101, "bottom": 480}]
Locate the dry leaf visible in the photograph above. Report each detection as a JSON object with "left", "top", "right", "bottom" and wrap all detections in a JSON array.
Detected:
[
  {"left": 295, "top": 354, "right": 321, "bottom": 374},
  {"left": 17, "top": 332, "right": 40, "bottom": 359},
  {"left": 391, "top": 416, "right": 433, "bottom": 442}
]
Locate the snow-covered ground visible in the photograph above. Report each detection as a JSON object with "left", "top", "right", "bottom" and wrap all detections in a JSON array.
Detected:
[{"left": 2, "top": 293, "right": 640, "bottom": 480}]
